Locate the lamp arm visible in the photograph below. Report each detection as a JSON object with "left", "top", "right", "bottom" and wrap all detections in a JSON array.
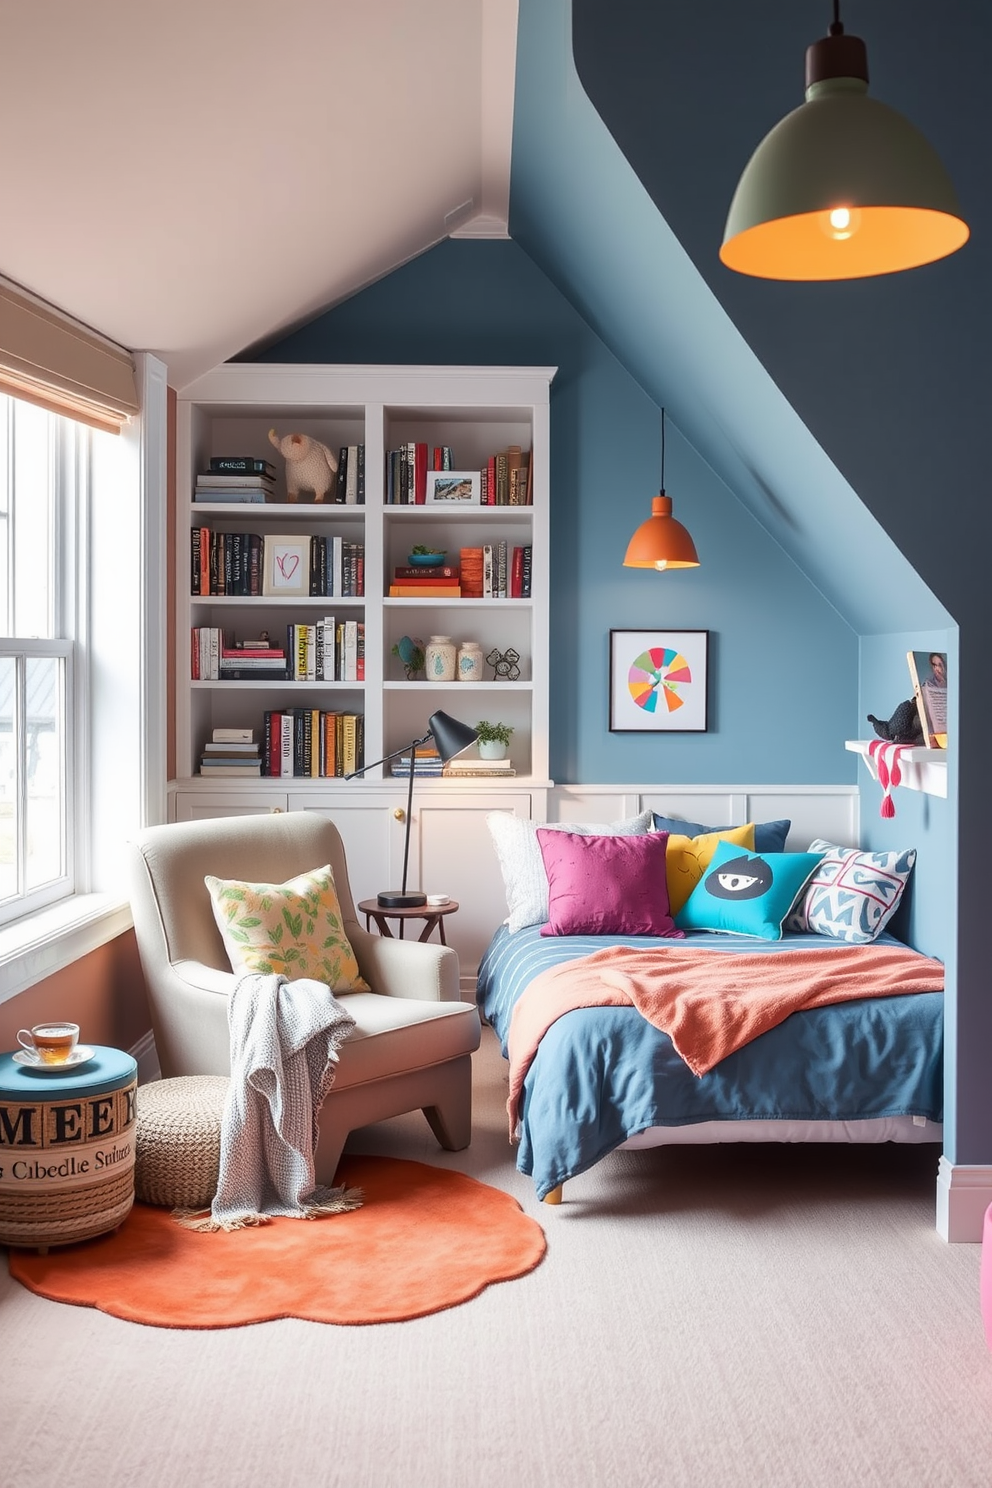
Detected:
[{"left": 344, "top": 732, "right": 433, "bottom": 780}]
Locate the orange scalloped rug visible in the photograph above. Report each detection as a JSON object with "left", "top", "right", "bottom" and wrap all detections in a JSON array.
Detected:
[{"left": 8, "top": 1156, "right": 546, "bottom": 1329}]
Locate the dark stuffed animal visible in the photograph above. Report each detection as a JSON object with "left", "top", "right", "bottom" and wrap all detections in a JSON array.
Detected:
[{"left": 867, "top": 699, "right": 923, "bottom": 745}]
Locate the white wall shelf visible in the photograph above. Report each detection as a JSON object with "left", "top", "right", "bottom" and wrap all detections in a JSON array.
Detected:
[{"left": 845, "top": 740, "right": 947, "bottom": 799}]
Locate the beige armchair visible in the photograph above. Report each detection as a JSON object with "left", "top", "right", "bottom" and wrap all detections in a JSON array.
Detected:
[{"left": 127, "top": 812, "right": 481, "bottom": 1184}]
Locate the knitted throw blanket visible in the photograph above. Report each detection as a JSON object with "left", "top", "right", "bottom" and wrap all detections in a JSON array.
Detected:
[{"left": 182, "top": 972, "right": 363, "bottom": 1231}]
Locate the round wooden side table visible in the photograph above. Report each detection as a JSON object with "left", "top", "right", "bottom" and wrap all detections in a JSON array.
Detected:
[
  {"left": 0, "top": 1045, "right": 137, "bottom": 1252},
  {"left": 358, "top": 898, "right": 459, "bottom": 945}
]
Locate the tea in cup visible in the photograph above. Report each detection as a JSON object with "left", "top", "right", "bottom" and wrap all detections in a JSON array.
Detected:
[{"left": 17, "top": 1022, "right": 80, "bottom": 1065}]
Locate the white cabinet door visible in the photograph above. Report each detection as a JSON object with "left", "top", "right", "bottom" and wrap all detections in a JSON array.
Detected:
[
  {"left": 288, "top": 792, "right": 401, "bottom": 909},
  {"left": 172, "top": 791, "right": 290, "bottom": 822},
  {"left": 413, "top": 792, "right": 533, "bottom": 983}
]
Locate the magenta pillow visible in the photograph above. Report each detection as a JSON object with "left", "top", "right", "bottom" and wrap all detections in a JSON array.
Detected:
[{"left": 536, "top": 828, "right": 684, "bottom": 938}]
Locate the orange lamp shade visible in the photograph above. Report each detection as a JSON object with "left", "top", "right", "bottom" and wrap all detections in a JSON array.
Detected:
[{"left": 623, "top": 494, "right": 700, "bottom": 570}]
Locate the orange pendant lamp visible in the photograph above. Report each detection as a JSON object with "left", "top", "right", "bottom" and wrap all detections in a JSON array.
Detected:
[
  {"left": 623, "top": 409, "right": 700, "bottom": 572},
  {"left": 720, "top": 3, "right": 969, "bottom": 281}
]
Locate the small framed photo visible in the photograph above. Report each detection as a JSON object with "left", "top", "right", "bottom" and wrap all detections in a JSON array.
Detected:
[
  {"left": 425, "top": 470, "right": 481, "bottom": 505},
  {"left": 262, "top": 534, "right": 311, "bottom": 597},
  {"left": 609, "top": 629, "right": 709, "bottom": 732}
]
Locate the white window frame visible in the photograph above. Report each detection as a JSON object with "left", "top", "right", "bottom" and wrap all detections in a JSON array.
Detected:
[{"left": 0, "top": 352, "right": 167, "bottom": 1004}]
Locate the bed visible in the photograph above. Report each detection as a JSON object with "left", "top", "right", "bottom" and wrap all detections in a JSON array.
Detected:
[{"left": 478, "top": 812, "right": 944, "bottom": 1202}]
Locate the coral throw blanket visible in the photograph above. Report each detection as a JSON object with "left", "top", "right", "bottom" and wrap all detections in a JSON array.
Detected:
[{"left": 506, "top": 943, "right": 944, "bottom": 1135}]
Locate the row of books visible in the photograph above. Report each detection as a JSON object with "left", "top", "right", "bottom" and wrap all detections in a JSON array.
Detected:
[
  {"left": 261, "top": 709, "right": 364, "bottom": 777},
  {"left": 198, "top": 727, "right": 263, "bottom": 776},
  {"left": 334, "top": 445, "right": 366, "bottom": 505},
  {"left": 191, "top": 529, "right": 365, "bottom": 597},
  {"left": 192, "top": 630, "right": 287, "bottom": 681},
  {"left": 470, "top": 543, "right": 532, "bottom": 599},
  {"left": 287, "top": 620, "right": 364, "bottom": 682},
  {"left": 386, "top": 444, "right": 454, "bottom": 505},
  {"left": 191, "top": 622, "right": 365, "bottom": 682},
  {"left": 480, "top": 447, "right": 532, "bottom": 506},
  {"left": 194, "top": 451, "right": 366, "bottom": 505}
]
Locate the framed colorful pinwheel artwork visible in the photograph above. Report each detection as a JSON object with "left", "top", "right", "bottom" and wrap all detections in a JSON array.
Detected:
[{"left": 608, "top": 629, "right": 708, "bottom": 732}]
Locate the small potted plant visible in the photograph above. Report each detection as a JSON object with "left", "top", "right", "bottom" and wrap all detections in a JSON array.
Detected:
[
  {"left": 475, "top": 719, "right": 514, "bottom": 760},
  {"left": 407, "top": 545, "right": 448, "bottom": 568}
]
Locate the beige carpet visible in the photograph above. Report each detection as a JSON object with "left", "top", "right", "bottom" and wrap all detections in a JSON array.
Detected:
[{"left": 2, "top": 1026, "right": 990, "bottom": 1488}]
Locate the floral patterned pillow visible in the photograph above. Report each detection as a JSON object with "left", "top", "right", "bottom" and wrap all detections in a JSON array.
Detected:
[{"left": 205, "top": 863, "right": 368, "bottom": 991}]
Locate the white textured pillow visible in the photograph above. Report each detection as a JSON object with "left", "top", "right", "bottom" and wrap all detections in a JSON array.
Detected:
[{"left": 486, "top": 811, "right": 654, "bottom": 932}]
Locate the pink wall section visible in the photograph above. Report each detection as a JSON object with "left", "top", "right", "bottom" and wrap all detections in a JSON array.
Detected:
[{"left": 0, "top": 932, "right": 152, "bottom": 1058}]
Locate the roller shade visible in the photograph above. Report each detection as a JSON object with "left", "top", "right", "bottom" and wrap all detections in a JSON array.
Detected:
[{"left": 0, "top": 281, "right": 139, "bottom": 434}]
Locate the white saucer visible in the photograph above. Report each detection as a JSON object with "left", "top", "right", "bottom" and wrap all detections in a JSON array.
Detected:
[
  {"left": 426, "top": 894, "right": 450, "bottom": 906},
  {"left": 13, "top": 1045, "right": 95, "bottom": 1073}
]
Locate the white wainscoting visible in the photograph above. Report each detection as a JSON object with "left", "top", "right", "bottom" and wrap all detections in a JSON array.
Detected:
[{"left": 545, "top": 783, "right": 859, "bottom": 850}]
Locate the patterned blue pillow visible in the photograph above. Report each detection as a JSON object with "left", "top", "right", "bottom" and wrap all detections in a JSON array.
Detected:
[
  {"left": 652, "top": 814, "right": 790, "bottom": 854},
  {"left": 677, "top": 839, "right": 823, "bottom": 941},
  {"left": 786, "top": 839, "right": 916, "bottom": 944}
]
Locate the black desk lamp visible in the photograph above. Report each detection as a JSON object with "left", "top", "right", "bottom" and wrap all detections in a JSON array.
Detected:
[{"left": 345, "top": 710, "right": 478, "bottom": 908}]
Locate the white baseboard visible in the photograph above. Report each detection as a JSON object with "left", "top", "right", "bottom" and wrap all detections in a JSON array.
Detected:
[
  {"left": 129, "top": 1028, "right": 161, "bottom": 1084},
  {"left": 936, "top": 1156, "right": 992, "bottom": 1242}
]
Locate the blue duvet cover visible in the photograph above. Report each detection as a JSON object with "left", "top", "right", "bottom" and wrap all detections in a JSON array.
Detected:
[{"left": 476, "top": 925, "right": 943, "bottom": 1199}]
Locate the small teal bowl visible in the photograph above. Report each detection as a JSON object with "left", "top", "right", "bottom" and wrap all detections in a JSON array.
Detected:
[{"left": 407, "top": 552, "right": 446, "bottom": 567}]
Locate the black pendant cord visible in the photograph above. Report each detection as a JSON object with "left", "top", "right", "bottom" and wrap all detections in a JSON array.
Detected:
[
  {"left": 831, "top": 0, "right": 842, "bottom": 34},
  {"left": 660, "top": 407, "right": 667, "bottom": 496}
]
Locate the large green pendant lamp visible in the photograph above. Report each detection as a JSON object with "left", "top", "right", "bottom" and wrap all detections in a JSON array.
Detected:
[
  {"left": 623, "top": 409, "right": 700, "bottom": 571},
  {"left": 720, "top": 3, "right": 969, "bottom": 281}
]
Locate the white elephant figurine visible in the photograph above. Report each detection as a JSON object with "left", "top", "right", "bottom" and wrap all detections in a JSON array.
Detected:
[{"left": 268, "top": 429, "right": 338, "bottom": 503}]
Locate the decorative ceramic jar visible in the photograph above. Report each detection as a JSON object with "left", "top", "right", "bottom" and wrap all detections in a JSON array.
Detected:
[
  {"left": 425, "top": 635, "right": 457, "bottom": 682},
  {"left": 456, "top": 641, "right": 485, "bottom": 682}
]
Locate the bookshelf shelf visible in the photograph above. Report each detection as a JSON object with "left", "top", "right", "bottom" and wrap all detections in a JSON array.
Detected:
[{"left": 845, "top": 740, "right": 948, "bottom": 799}]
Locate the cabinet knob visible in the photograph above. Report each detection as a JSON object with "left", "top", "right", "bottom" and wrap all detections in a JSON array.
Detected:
[
  {"left": 393, "top": 808, "right": 405, "bottom": 822},
  {"left": 270, "top": 807, "right": 283, "bottom": 814}
]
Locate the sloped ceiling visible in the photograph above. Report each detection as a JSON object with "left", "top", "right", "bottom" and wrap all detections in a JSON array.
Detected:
[
  {"left": 508, "top": 0, "right": 954, "bottom": 635},
  {"left": 1, "top": 0, "right": 517, "bottom": 390}
]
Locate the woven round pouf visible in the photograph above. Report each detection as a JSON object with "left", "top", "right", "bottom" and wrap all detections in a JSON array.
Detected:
[{"left": 134, "top": 1075, "right": 229, "bottom": 1209}]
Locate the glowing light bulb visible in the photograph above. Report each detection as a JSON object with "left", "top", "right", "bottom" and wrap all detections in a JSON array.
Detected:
[{"left": 822, "top": 205, "right": 861, "bottom": 240}]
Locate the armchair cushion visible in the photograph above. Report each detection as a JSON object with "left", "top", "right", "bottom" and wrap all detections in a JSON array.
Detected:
[{"left": 205, "top": 863, "right": 369, "bottom": 993}]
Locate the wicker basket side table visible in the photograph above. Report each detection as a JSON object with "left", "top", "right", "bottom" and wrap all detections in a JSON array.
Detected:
[
  {"left": 134, "top": 1075, "right": 230, "bottom": 1210},
  {"left": 0, "top": 1046, "right": 137, "bottom": 1252}
]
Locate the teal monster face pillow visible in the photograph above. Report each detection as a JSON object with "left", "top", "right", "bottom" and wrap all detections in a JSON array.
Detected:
[{"left": 676, "top": 838, "right": 824, "bottom": 941}]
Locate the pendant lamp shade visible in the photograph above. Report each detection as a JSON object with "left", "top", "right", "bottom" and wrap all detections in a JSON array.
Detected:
[
  {"left": 623, "top": 409, "right": 700, "bottom": 571},
  {"left": 623, "top": 495, "right": 700, "bottom": 570},
  {"left": 720, "top": 16, "right": 969, "bottom": 281}
]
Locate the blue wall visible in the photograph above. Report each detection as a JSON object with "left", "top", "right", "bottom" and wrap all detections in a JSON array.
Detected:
[{"left": 261, "top": 238, "right": 857, "bottom": 786}]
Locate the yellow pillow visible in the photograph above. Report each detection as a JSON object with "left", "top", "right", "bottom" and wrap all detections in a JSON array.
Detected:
[
  {"left": 663, "top": 824, "right": 756, "bottom": 916},
  {"left": 205, "top": 863, "right": 368, "bottom": 992}
]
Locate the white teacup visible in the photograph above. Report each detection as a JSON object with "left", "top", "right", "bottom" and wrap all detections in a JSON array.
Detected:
[{"left": 17, "top": 1022, "right": 80, "bottom": 1065}]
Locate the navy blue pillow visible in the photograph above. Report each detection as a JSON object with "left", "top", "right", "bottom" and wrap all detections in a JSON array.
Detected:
[{"left": 652, "top": 814, "right": 790, "bottom": 854}]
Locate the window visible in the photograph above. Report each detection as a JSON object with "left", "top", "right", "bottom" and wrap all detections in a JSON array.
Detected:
[{"left": 0, "top": 395, "right": 86, "bottom": 924}]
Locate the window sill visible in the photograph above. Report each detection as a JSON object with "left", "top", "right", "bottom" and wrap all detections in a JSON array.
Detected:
[{"left": 0, "top": 894, "right": 133, "bottom": 1007}]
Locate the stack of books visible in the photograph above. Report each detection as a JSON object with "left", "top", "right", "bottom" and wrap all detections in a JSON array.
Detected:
[
  {"left": 388, "top": 561, "right": 461, "bottom": 599},
  {"left": 199, "top": 729, "right": 261, "bottom": 776},
  {"left": 391, "top": 744, "right": 444, "bottom": 778},
  {"left": 442, "top": 755, "right": 517, "bottom": 779},
  {"left": 459, "top": 548, "right": 485, "bottom": 598},
  {"left": 219, "top": 639, "right": 287, "bottom": 681},
  {"left": 195, "top": 456, "right": 277, "bottom": 504}
]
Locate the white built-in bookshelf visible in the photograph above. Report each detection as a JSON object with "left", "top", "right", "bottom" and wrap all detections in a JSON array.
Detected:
[{"left": 174, "top": 364, "right": 554, "bottom": 794}]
